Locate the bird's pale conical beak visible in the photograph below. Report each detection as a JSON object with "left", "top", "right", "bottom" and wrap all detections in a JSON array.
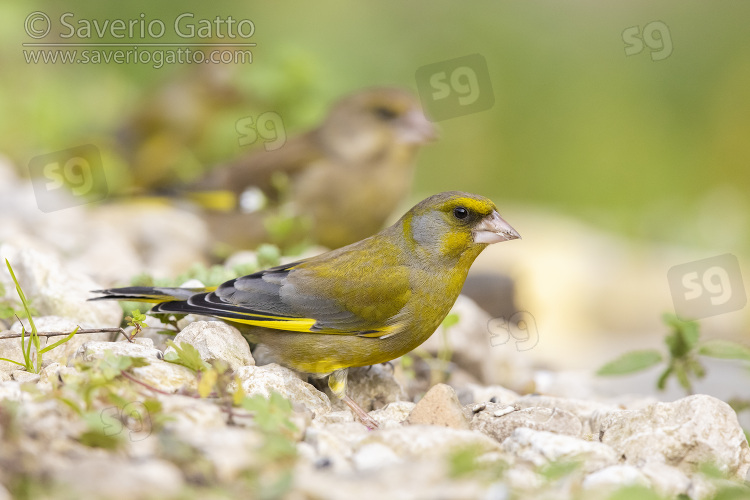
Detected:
[
  {"left": 472, "top": 211, "right": 521, "bottom": 244},
  {"left": 397, "top": 109, "right": 438, "bottom": 144}
]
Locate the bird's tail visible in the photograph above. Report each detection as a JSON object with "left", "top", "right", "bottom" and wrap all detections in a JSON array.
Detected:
[
  {"left": 89, "top": 286, "right": 214, "bottom": 304},
  {"left": 104, "top": 187, "right": 239, "bottom": 213}
]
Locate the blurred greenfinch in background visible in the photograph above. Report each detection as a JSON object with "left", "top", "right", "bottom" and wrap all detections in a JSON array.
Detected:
[
  {"left": 188, "top": 87, "right": 437, "bottom": 250},
  {"left": 92, "top": 191, "right": 520, "bottom": 428},
  {"left": 116, "top": 61, "right": 245, "bottom": 190}
]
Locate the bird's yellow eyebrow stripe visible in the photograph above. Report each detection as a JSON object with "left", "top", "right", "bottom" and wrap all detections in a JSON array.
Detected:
[{"left": 449, "top": 197, "right": 494, "bottom": 214}]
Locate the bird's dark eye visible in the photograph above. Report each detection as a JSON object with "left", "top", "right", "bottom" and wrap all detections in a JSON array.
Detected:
[
  {"left": 453, "top": 207, "right": 469, "bottom": 220},
  {"left": 373, "top": 106, "right": 398, "bottom": 120}
]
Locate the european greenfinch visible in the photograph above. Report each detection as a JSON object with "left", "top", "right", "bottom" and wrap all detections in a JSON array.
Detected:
[
  {"left": 188, "top": 86, "right": 437, "bottom": 250},
  {"left": 116, "top": 61, "right": 244, "bottom": 190},
  {"left": 92, "top": 192, "right": 520, "bottom": 428}
]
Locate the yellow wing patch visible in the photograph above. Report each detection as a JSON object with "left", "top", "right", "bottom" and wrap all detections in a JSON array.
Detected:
[
  {"left": 220, "top": 316, "right": 317, "bottom": 332},
  {"left": 220, "top": 314, "right": 402, "bottom": 337}
]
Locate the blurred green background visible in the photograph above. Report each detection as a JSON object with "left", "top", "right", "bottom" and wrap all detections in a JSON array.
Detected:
[{"left": 2, "top": 0, "right": 748, "bottom": 252}]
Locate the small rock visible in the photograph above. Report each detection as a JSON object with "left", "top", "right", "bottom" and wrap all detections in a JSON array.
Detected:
[
  {"left": 504, "top": 467, "right": 543, "bottom": 491},
  {"left": 295, "top": 458, "right": 492, "bottom": 500},
  {"left": 471, "top": 403, "right": 582, "bottom": 443},
  {"left": 687, "top": 474, "right": 721, "bottom": 500},
  {"left": 370, "top": 401, "right": 415, "bottom": 428},
  {"left": 638, "top": 462, "right": 691, "bottom": 498},
  {"left": 74, "top": 339, "right": 163, "bottom": 363},
  {"left": 582, "top": 465, "right": 650, "bottom": 491},
  {"left": 595, "top": 394, "right": 750, "bottom": 479},
  {"left": 236, "top": 364, "right": 331, "bottom": 418},
  {"left": 472, "top": 403, "right": 487, "bottom": 413},
  {"left": 177, "top": 426, "right": 263, "bottom": 482},
  {"left": 11, "top": 371, "right": 39, "bottom": 383},
  {"left": 305, "top": 422, "right": 369, "bottom": 472},
  {"left": 408, "top": 383, "right": 469, "bottom": 429},
  {"left": 502, "top": 428, "right": 619, "bottom": 473},
  {"left": 493, "top": 406, "right": 516, "bottom": 417},
  {"left": 359, "top": 425, "right": 502, "bottom": 460},
  {"left": 0, "top": 244, "right": 123, "bottom": 328},
  {"left": 38, "top": 362, "right": 78, "bottom": 390},
  {"left": 352, "top": 443, "right": 402, "bottom": 471},
  {"left": 311, "top": 410, "right": 355, "bottom": 427},
  {"left": 130, "top": 360, "right": 198, "bottom": 393},
  {"left": 456, "top": 383, "right": 521, "bottom": 406},
  {"left": 50, "top": 457, "right": 184, "bottom": 500},
  {"left": 164, "top": 320, "right": 253, "bottom": 371},
  {"left": 514, "top": 394, "right": 618, "bottom": 435},
  {"left": 0, "top": 381, "right": 23, "bottom": 401},
  {"left": 159, "top": 394, "right": 227, "bottom": 432},
  {"left": 0, "top": 335, "right": 24, "bottom": 374}
]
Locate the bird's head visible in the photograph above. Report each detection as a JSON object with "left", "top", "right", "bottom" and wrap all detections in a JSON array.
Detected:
[
  {"left": 400, "top": 191, "right": 520, "bottom": 263},
  {"left": 320, "top": 87, "right": 436, "bottom": 162}
]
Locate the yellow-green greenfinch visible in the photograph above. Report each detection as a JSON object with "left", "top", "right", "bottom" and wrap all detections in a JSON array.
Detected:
[
  {"left": 116, "top": 61, "right": 244, "bottom": 190},
  {"left": 189, "top": 86, "right": 437, "bottom": 250},
  {"left": 92, "top": 192, "right": 519, "bottom": 428}
]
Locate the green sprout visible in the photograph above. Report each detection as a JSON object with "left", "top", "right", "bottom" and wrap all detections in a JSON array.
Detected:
[
  {"left": 0, "top": 259, "right": 77, "bottom": 374},
  {"left": 124, "top": 309, "right": 148, "bottom": 338},
  {"left": 597, "top": 313, "right": 750, "bottom": 395},
  {"left": 163, "top": 340, "right": 210, "bottom": 373}
]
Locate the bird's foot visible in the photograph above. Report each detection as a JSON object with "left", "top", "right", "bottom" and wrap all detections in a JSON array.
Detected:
[{"left": 343, "top": 395, "right": 379, "bottom": 430}]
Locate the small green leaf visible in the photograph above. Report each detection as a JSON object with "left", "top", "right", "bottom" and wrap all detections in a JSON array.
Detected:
[
  {"left": 39, "top": 326, "right": 78, "bottom": 354},
  {"left": 538, "top": 460, "right": 582, "bottom": 480},
  {"left": 165, "top": 340, "right": 208, "bottom": 372},
  {"left": 447, "top": 445, "right": 482, "bottom": 478},
  {"left": 0, "top": 303, "right": 15, "bottom": 320},
  {"left": 698, "top": 462, "right": 727, "bottom": 479},
  {"left": 674, "top": 363, "right": 692, "bottom": 393},
  {"left": 79, "top": 430, "right": 122, "bottom": 450},
  {"left": 687, "top": 357, "right": 706, "bottom": 379},
  {"left": 663, "top": 313, "right": 700, "bottom": 358},
  {"left": 597, "top": 350, "right": 663, "bottom": 376},
  {"left": 79, "top": 411, "right": 124, "bottom": 450},
  {"left": 0, "top": 357, "right": 26, "bottom": 367},
  {"left": 698, "top": 340, "right": 750, "bottom": 362},
  {"left": 656, "top": 365, "right": 673, "bottom": 390},
  {"left": 442, "top": 313, "right": 460, "bottom": 329}
]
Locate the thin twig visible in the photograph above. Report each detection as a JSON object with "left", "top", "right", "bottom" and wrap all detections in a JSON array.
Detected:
[
  {"left": 121, "top": 371, "right": 253, "bottom": 419},
  {"left": 0, "top": 327, "right": 132, "bottom": 341},
  {"left": 120, "top": 370, "right": 174, "bottom": 396}
]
